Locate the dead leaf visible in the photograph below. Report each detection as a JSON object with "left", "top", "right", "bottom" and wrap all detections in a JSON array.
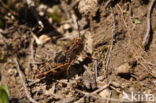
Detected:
[{"left": 33, "top": 34, "right": 51, "bottom": 45}]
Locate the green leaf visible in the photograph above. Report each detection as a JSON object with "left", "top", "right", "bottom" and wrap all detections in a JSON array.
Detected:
[
  {"left": 47, "top": 11, "right": 61, "bottom": 23},
  {"left": 0, "top": 85, "right": 9, "bottom": 103},
  {"left": 132, "top": 18, "right": 141, "bottom": 24}
]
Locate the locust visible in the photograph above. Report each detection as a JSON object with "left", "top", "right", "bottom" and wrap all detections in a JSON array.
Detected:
[{"left": 36, "top": 37, "right": 84, "bottom": 78}]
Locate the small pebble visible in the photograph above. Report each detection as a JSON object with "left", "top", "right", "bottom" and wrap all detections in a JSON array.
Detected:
[
  {"left": 115, "top": 62, "right": 132, "bottom": 75},
  {"left": 63, "top": 24, "right": 71, "bottom": 30}
]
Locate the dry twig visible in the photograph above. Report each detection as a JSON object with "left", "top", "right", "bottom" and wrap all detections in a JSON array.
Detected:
[
  {"left": 133, "top": 53, "right": 156, "bottom": 78},
  {"left": 75, "top": 83, "right": 110, "bottom": 103},
  {"left": 29, "top": 37, "right": 37, "bottom": 70},
  {"left": 147, "top": 62, "right": 156, "bottom": 68},
  {"left": 14, "top": 58, "right": 38, "bottom": 103},
  {"left": 139, "top": 62, "right": 156, "bottom": 78},
  {"left": 75, "top": 84, "right": 131, "bottom": 103},
  {"left": 99, "top": 0, "right": 112, "bottom": 10},
  {"left": 142, "top": 0, "right": 155, "bottom": 50},
  {"left": 104, "top": 8, "right": 116, "bottom": 79},
  {"left": 138, "top": 57, "right": 156, "bottom": 78},
  {"left": 94, "top": 60, "right": 98, "bottom": 84}
]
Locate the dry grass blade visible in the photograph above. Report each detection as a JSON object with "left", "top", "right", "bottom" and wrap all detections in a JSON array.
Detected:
[
  {"left": 14, "top": 58, "right": 38, "bottom": 103},
  {"left": 142, "top": 0, "right": 155, "bottom": 50}
]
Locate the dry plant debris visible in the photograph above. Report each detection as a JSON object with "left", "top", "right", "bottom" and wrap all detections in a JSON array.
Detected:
[
  {"left": 142, "top": 0, "right": 156, "bottom": 50},
  {"left": 0, "top": 0, "right": 156, "bottom": 103}
]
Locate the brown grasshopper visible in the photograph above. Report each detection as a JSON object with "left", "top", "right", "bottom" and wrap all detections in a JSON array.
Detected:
[{"left": 36, "top": 37, "right": 85, "bottom": 78}]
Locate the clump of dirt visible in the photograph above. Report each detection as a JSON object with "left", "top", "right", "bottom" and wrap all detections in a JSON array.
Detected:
[{"left": 0, "top": 0, "right": 156, "bottom": 103}]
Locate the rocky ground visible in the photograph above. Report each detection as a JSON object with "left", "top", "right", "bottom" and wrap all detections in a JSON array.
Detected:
[{"left": 0, "top": 0, "right": 156, "bottom": 103}]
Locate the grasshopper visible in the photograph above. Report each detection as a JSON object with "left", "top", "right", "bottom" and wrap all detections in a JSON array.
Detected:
[{"left": 36, "top": 37, "right": 85, "bottom": 78}]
